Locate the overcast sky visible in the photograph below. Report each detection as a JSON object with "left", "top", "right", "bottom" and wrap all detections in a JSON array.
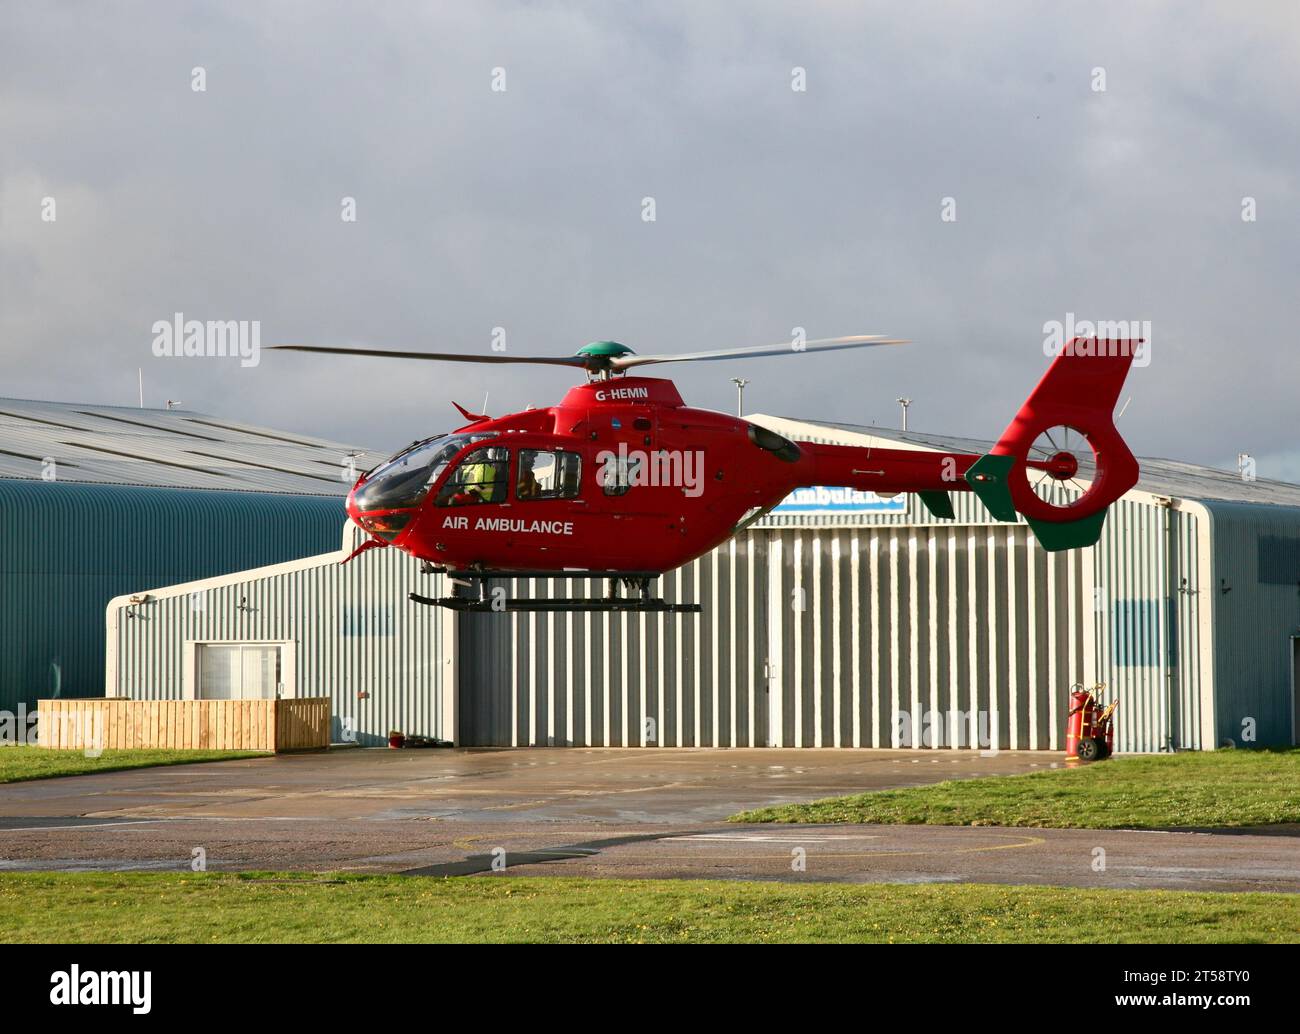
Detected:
[{"left": 2, "top": 2, "right": 1297, "bottom": 478}]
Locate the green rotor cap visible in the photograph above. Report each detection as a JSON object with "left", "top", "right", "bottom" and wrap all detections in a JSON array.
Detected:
[{"left": 575, "top": 341, "right": 636, "bottom": 360}]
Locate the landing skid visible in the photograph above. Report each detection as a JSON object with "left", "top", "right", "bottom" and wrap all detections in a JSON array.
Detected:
[
  {"left": 411, "top": 593, "right": 700, "bottom": 614},
  {"left": 409, "top": 571, "right": 700, "bottom": 615}
]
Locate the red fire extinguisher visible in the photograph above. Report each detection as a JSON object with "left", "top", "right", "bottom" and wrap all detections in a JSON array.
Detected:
[{"left": 1066, "top": 683, "right": 1118, "bottom": 761}]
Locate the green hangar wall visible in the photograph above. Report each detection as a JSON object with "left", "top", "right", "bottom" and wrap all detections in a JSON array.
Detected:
[
  {"left": 0, "top": 396, "right": 379, "bottom": 718},
  {"left": 0, "top": 481, "right": 348, "bottom": 714},
  {"left": 1201, "top": 500, "right": 1300, "bottom": 746}
]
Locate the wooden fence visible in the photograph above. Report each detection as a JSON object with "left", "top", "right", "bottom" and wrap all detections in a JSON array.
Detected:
[{"left": 37, "top": 698, "right": 331, "bottom": 753}]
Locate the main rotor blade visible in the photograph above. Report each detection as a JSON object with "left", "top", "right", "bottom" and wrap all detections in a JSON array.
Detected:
[
  {"left": 271, "top": 334, "right": 909, "bottom": 372},
  {"left": 611, "top": 335, "right": 908, "bottom": 369},
  {"left": 269, "top": 345, "right": 591, "bottom": 367}
]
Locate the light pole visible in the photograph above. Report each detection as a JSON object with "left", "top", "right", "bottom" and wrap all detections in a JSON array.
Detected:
[
  {"left": 896, "top": 397, "right": 912, "bottom": 431},
  {"left": 732, "top": 378, "right": 750, "bottom": 417}
]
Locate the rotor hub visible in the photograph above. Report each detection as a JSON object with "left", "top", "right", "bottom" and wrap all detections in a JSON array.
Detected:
[{"left": 1045, "top": 450, "right": 1079, "bottom": 480}]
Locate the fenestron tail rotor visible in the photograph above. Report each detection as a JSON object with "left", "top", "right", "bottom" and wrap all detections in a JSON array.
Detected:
[
  {"left": 963, "top": 341, "right": 1141, "bottom": 552},
  {"left": 1025, "top": 424, "right": 1094, "bottom": 507},
  {"left": 270, "top": 334, "right": 908, "bottom": 376}
]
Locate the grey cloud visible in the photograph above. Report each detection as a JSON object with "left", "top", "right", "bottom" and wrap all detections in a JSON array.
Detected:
[{"left": 1, "top": 1, "right": 1296, "bottom": 466}]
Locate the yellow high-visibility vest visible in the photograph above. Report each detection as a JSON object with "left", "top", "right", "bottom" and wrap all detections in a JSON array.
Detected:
[{"left": 461, "top": 462, "right": 498, "bottom": 502}]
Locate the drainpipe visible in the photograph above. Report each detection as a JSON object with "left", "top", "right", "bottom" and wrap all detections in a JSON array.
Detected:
[{"left": 1156, "top": 496, "right": 1177, "bottom": 751}]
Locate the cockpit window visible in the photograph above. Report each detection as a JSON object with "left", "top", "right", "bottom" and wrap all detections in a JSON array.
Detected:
[
  {"left": 518, "top": 449, "right": 581, "bottom": 500},
  {"left": 600, "top": 451, "right": 641, "bottom": 496},
  {"left": 374, "top": 434, "right": 446, "bottom": 472},
  {"left": 352, "top": 432, "right": 498, "bottom": 511},
  {"left": 436, "top": 445, "right": 511, "bottom": 507}
]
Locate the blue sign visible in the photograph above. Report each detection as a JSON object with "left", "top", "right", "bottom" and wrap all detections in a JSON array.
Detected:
[{"left": 772, "top": 486, "right": 908, "bottom": 515}]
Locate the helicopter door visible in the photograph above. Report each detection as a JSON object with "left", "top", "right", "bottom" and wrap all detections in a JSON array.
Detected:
[
  {"left": 593, "top": 407, "right": 673, "bottom": 565},
  {"left": 508, "top": 448, "right": 587, "bottom": 566},
  {"left": 434, "top": 445, "right": 510, "bottom": 507}
]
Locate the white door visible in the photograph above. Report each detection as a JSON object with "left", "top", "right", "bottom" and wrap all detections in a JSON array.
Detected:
[{"left": 199, "top": 644, "right": 281, "bottom": 700}]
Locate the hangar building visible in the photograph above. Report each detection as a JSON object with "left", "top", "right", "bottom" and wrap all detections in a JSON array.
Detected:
[
  {"left": 105, "top": 417, "right": 1300, "bottom": 752},
  {"left": 0, "top": 397, "right": 372, "bottom": 717}
]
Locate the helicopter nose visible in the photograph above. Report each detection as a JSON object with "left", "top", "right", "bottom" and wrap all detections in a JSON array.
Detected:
[
  {"left": 347, "top": 483, "right": 416, "bottom": 542},
  {"left": 345, "top": 485, "right": 372, "bottom": 536}
]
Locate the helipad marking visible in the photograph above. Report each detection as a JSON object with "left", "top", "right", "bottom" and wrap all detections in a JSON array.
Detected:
[
  {"left": 0, "top": 819, "right": 156, "bottom": 833},
  {"left": 669, "top": 833, "right": 878, "bottom": 843},
  {"left": 629, "top": 832, "right": 1046, "bottom": 862}
]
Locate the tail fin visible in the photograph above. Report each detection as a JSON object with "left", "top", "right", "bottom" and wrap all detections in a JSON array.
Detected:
[{"left": 965, "top": 339, "right": 1141, "bottom": 551}]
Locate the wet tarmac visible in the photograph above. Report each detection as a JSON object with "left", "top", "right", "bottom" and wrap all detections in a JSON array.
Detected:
[{"left": 1, "top": 747, "right": 1296, "bottom": 892}]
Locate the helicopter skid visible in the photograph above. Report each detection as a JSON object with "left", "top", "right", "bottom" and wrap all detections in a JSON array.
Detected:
[
  {"left": 419, "top": 565, "right": 665, "bottom": 580},
  {"left": 409, "top": 592, "right": 700, "bottom": 614}
]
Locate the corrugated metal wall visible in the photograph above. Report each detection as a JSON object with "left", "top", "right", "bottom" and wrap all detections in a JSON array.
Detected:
[
  {"left": 1090, "top": 499, "right": 1208, "bottom": 751},
  {"left": 0, "top": 480, "right": 345, "bottom": 715},
  {"left": 457, "top": 512, "right": 1099, "bottom": 750},
  {"left": 100, "top": 485, "right": 1228, "bottom": 752},
  {"left": 458, "top": 534, "right": 769, "bottom": 746},
  {"left": 110, "top": 533, "right": 446, "bottom": 747},
  {"left": 763, "top": 523, "right": 1085, "bottom": 749},
  {"left": 1203, "top": 500, "right": 1300, "bottom": 747},
  {"left": 456, "top": 490, "right": 1215, "bottom": 752}
]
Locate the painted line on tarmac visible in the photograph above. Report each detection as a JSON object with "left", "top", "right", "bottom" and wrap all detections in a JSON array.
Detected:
[
  {"left": 670, "top": 833, "right": 880, "bottom": 843},
  {"left": 401, "top": 828, "right": 1044, "bottom": 877},
  {"left": 0, "top": 817, "right": 157, "bottom": 832},
  {"left": 597, "top": 832, "right": 1047, "bottom": 862}
]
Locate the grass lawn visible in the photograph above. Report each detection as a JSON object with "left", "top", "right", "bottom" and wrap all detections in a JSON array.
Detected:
[
  {"left": 732, "top": 748, "right": 1300, "bottom": 829},
  {"left": 0, "top": 746, "right": 270, "bottom": 784},
  {"left": 0, "top": 872, "right": 1296, "bottom": 943}
]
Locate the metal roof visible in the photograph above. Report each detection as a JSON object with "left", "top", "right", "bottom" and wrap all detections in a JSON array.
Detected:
[
  {"left": 752, "top": 415, "right": 1300, "bottom": 509},
  {"left": 4, "top": 394, "right": 1293, "bottom": 508},
  {"left": 0, "top": 397, "right": 378, "bottom": 495}
]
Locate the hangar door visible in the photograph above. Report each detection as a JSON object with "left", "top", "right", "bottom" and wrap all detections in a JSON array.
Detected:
[
  {"left": 761, "top": 525, "right": 1083, "bottom": 749},
  {"left": 456, "top": 535, "right": 774, "bottom": 747},
  {"left": 455, "top": 524, "right": 1085, "bottom": 749}
]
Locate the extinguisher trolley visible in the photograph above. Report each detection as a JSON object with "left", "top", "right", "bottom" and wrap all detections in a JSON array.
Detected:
[{"left": 1066, "top": 682, "right": 1118, "bottom": 761}]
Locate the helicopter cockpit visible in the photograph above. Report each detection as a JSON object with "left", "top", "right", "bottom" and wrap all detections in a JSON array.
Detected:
[
  {"left": 351, "top": 432, "right": 500, "bottom": 512},
  {"left": 434, "top": 444, "right": 511, "bottom": 506}
]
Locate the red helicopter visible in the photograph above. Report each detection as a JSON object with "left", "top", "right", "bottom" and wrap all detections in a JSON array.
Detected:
[{"left": 273, "top": 335, "right": 1140, "bottom": 613}]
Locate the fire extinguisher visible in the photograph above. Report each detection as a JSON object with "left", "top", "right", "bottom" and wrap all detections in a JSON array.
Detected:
[
  {"left": 1065, "top": 683, "right": 1091, "bottom": 759},
  {"left": 1066, "top": 682, "right": 1118, "bottom": 761}
]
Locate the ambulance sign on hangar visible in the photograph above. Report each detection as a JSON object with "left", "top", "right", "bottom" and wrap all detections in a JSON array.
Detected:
[{"left": 772, "top": 487, "right": 908, "bottom": 515}]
